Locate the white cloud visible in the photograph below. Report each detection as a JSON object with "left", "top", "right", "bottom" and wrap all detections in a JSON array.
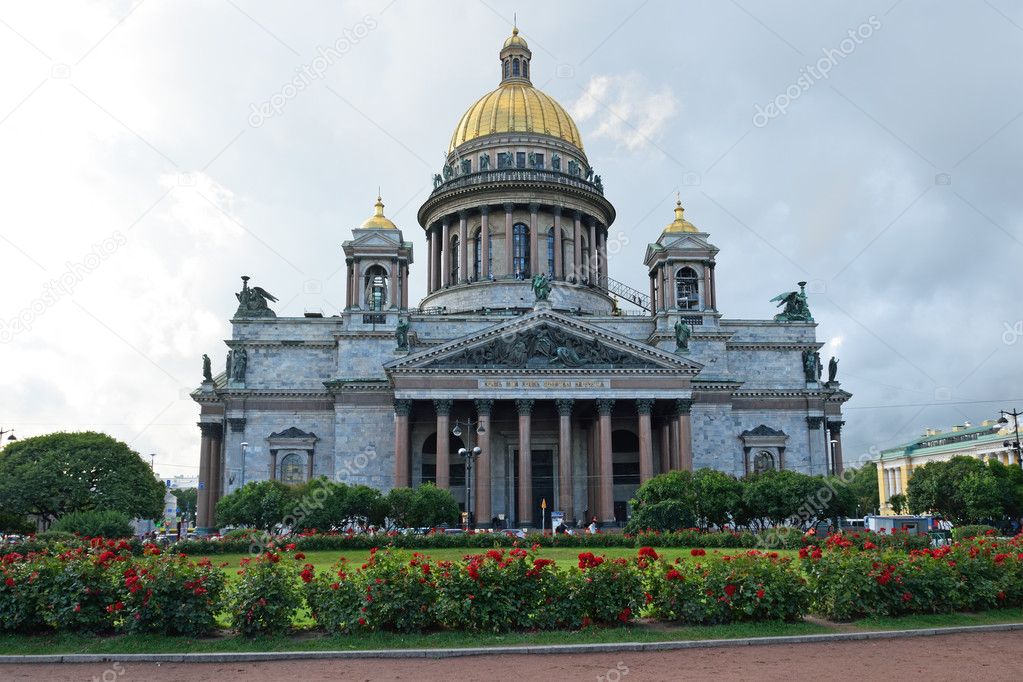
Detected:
[{"left": 571, "top": 73, "right": 679, "bottom": 151}]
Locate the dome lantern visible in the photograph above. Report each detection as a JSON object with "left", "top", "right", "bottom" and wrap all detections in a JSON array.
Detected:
[
  {"left": 359, "top": 194, "right": 397, "bottom": 230},
  {"left": 663, "top": 198, "right": 699, "bottom": 234},
  {"left": 499, "top": 26, "right": 532, "bottom": 85}
]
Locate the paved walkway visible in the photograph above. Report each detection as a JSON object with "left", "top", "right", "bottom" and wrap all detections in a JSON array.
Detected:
[{"left": 1, "top": 631, "right": 1021, "bottom": 681}]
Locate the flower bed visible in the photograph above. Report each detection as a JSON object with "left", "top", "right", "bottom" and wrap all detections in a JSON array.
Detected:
[{"left": 800, "top": 535, "right": 1023, "bottom": 620}]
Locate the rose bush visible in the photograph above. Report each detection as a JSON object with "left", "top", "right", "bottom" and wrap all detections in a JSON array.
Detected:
[
  {"left": 115, "top": 546, "right": 226, "bottom": 636},
  {"left": 648, "top": 550, "right": 809, "bottom": 624},
  {"left": 225, "top": 551, "right": 303, "bottom": 636}
]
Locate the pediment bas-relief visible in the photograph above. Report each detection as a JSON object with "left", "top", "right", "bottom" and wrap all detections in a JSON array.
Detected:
[{"left": 430, "top": 323, "right": 659, "bottom": 370}]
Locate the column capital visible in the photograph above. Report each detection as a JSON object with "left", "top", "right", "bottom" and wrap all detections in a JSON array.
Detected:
[
  {"left": 474, "top": 398, "right": 494, "bottom": 416},
  {"left": 394, "top": 399, "right": 413, "bottom": 416},
  {"left": 503, "top": 202, "right": 516, "bottom": 213},
  {"left": 596, "top": 398, "right": 615, "bottom": 416},
  {"left": 197, "top": 422, "right": 223, "bottom": 437},
  {"left": 807, "top": 416, "right": 824, "bottom": 429},
  {"left": 441, "top": 216, "right": 451, "bottom": 227},
  {"left": 480, "top": 204, "right": 490, "bottom": 216},
  {"left": 555, "top": 398, "right": 574, "bottom": 416},
  {"left": 573, "top": 209, "right": 583, "bottom": 221},
  {"left": 458, "top": 209, "right": 469, "bottom": 220},
  {"left": 227, "top": 417, "right": 246, "bottom": 432},
  {"left": 552, "top": 205, "right": 563, "bottom": 217},
  {"left": 528, "top": 201, "right": 540, "bottom": 214},
  {"left": 827, "top": 419, "right": 845, "bottom": 433},
  {"left": 433, "top": 399, "right": 453, "bottom": 416},
  {"left": 674, "top": 398, "right": 693, "bottom": 415},
  {"left": 515, "top": 398, "right": 535, "bottom": 415},
  {"left": 636, "top": 399, "right": 655, "bottom": 415}
]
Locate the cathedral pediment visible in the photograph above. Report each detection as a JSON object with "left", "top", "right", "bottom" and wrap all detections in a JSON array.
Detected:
[
  {"left": 347, "top": 231, "right": 402, "bottom": 249},
  {"left": 386, "top": 310, "right": 702, "bottom": 373}
]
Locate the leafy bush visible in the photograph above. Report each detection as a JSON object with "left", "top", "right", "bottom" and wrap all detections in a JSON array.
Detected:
[
  {"left": 38, "top": 545, "right": 128, "bottom": 632},
  {"left": 0, "top": 512, "right": 34, "bottom": 535},
  {"left": 0, "top": 552, "right": 48, "bottom": 631},
  {"left": 116, "top": 547, "right": 226, "bottom": 636},
  {"left": 225, "top": 552, "right": 302, "bottom": 636},
  {"left": 951, "top": 525, "right": 998, "bottom": 541},
  {"left": 800, "top": 537, "right": 1023, "bottom": 620},
  {"left": 575, "top": 551, "right": 645, "bottom": 625},
  {"left": 649, "top": 549, "right": 809, "bottom": 624},
  {"left": 433, "top": 548, "right": 581, "bottom": 632},
  {"left": 53, "top": 510, "right": 133, "bottom": 538}
]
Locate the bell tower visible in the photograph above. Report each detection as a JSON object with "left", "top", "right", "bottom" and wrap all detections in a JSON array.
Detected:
[
  {"left": 644, "top": 198, "right": 719, "bottom": 322},
  {"left": 342, "top": 195, "right": 413, "bottom": 312}
]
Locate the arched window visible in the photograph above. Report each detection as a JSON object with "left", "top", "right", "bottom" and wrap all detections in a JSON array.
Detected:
[
  {"left": 675, "top": 266, "right": 699, "bottom": 309},
  {"left": 546, "top": 227, "right": 556, "bottom": 276},
  {"left": 363, "top": 264, "right": 388, "bottom": 311},
  {"left": 450, "top": 235, "right": 460, "bottom": 285},
  {"left": 512, "top": 58, "right": 520, "bottom": 77},
  {"left": 512, "top": 223, "right": 529, "bottom": 279},
  {"left": 279, "top": 453, "right": 305, "bottom": 484},
  {"left": 522, "top": 60, "right": 528, "bottom": 79},
  {"left": 473, "top": 228, "right": 491, "bottom": 280},
  {"left": 503, "top": 60, "right": 509, "bottom": 79},
  {"left": 753, "top": 451, "right": 775, "bottom": 474}
]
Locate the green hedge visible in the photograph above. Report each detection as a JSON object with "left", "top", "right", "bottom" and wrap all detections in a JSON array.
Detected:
[{"left": 951, "top": 525, "right": 998, "bottom": 541}]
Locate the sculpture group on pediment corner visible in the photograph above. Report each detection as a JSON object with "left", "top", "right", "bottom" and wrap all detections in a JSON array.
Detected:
[{"left": 434, "top": 324, "right": 647, "bottom": 369}]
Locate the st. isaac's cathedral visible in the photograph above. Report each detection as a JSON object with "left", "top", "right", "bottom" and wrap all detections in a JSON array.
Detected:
[{"left": 193, "top": 28, "right": 851, "bottom": 530}]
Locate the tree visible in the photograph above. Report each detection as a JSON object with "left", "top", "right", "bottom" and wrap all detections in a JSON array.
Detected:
[
  {"left": 215, "top": 480, "right": 295, "bottom": 530},
  {"left": 292, "top": 478, "right": 349, "bottom": 532},
  {"left": 410, "top": 483, "right": 460, "bottom": 527},
  {"left": 692, "top": 468, "right": 742, "bottom": 529},
  {"left": 0, "top": 512, "right": 34, "bottom": 535},
  {"left": 52, "top": 509, "right": 132, "bottom": 538},
  {"left": 625, "top": 470, "right": 698, "bottom": 532},
  {"left": 384, "top": 486, "right": 417, "bottom": 529},
  {"left": 342, "top": 485, "right": 388, "bottom": 530},
  {"left": 888, "top": 493, "right": 907, "bottom": 514},
  {"left": 0, "top": 432, "right": 164, "bottom": 526},
  {"left": 907, "top": 456, "right": 1007, "bottom": 525},
  {"left": 845, "top": 464, "right": 880, "bottom": 516},
  {"left": 171, "top": 487, "right": 198, "bottom": 524}
]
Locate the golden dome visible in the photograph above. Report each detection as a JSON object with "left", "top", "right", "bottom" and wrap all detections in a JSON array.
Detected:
[
  {"left": 503, "top": 26, "right": 528, "bottom": 49},
  {"left": 663, "top": 200, "right": 698, "bottom": 234},
  {"left": 449, "top": 83, "right": 584, "bottom": 153},
  {"left": 360, "top": 195, "right": 397, "bottom": 229}
]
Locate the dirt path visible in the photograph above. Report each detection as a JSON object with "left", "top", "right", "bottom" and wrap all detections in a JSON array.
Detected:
[{"left": 1, "top": 631, "right": 1020, "bottom": 681}]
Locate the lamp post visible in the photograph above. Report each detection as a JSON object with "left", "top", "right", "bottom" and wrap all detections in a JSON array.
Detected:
[
  {"left": 458, "top": 446, "right": 483, "bottom": 529},
  {"left": 452, "top": 418, "right": 485, "bottom": 529},
  {"left": 0, "top": 427, "right": 16, "bottom": 447},
  {"left": 998, "top": 410, "right": 1022, "bottom": 468}
]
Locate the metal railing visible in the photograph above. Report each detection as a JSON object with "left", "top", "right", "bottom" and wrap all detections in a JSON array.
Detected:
[
  {"left": 432, "top": 168, "right": 604, "bottom": 196},
  {"left": 601, "top": 276, "right": 651, "bottom": 311}
]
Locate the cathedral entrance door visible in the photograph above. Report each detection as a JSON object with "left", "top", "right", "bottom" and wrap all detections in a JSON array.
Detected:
[{"left": 511, "top": 449, "right": 555, "bottom": 527}]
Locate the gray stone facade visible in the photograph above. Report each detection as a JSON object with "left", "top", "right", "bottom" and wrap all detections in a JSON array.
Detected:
[{"left": 191, "top": 27, "right": 850, "bottom": 530}]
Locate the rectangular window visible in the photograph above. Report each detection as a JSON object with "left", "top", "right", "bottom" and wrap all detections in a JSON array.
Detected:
[
  {"left": 516, "top": 152, "right": 526, "bottom": 169},
  {"left": 533, "top": 153, "right": 544, "bottom": 169},
  {"left": 498, "top": 152, "right": 512, "bottom": 169}
]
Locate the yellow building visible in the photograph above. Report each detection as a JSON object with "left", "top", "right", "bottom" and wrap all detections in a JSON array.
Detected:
[{"left": 874, "top": 419, "right": 1021, "bottom": 513}]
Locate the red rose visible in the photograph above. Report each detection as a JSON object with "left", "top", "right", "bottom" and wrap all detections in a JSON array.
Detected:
[
  {"left": 690, "top": 548, "right": 706, "bottom": 557},
  {"left": 617, "top": 607, "right": 631, "bottom": 622},
  {"left": 358, "top": 617, "right": 367, "bottom": 626},
  {"left": 756, "top": 589, "right": 765, "bottom": 599},
  {"left": 902, "top": 592, "right": 912, "bottom": 602},
  {"left": 3, "top": 578, "right": 14, "bottom": 587},
  {"left": 285, "top": 543, "right": 297, "bottom": 551},
  {"left": 638, "top": 547, "right": 659, "bottom": 560},
  {"left": 330, "top": 582, "right": 340, "bottom": 590},
  {"left": 665, "top": 568, "right": 683, "bottom": 581},
  {"left": 294, "top": 553, "right": 306, "bottom": 560},
  {"left": 724, "top": 584, "right": 737, "bottom": 597}
]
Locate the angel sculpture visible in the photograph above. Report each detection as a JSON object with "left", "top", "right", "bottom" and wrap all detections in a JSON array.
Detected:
[
  {"left": 770, "top": 281, "right": 813, "bottom": 322},
  {"left": 234, "top": 276, "right": 279, "bottom": 318}
]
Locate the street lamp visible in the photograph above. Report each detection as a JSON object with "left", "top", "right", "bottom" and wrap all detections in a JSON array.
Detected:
[
  {"left": 458, "top": 446, "right": 483, "bottom": 529},
  {"left": 998, "top": 410, "right": 1022, "bottom": 468},
  {"left": 0, "top": 427, "right": 15, "bottom": 446}
]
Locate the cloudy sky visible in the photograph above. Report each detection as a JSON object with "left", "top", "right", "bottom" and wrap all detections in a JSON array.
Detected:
[{"left": 1, "top": 0, "right": 1020, "bottom": 478}]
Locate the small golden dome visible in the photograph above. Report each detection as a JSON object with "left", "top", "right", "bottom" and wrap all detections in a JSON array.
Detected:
[
  {"left": 503, "top": 27, "right": 528, "bottom": 49},
  {"left": 449, "top": 83, "right": 584, "bottom": 153},
  {"left": 663, "top": 200, "right": 698, "bottom": 234},
  {"left": 360, "top": 195, "right": 397, "bottom": 229}
]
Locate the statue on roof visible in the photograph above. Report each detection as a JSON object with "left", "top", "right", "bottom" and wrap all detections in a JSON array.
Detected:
[
  {"left": 479, "top": 153, "right": 490, "bottom": 171},
  {"left": 202, "top": 354, "right": 212, "bottom": 382},
  {"left": 674, "top": 318, "right": 691, "bottom": 353},
  {"left": 771, "top": 281, "right": 813, "bottom": 322},
  {"left": 396, "top": 317, "right": 410, "bottom": 351},
  {"left": 432, "top": 173, "right": 442, "bottom": 189},
  {"left": 828, "top": 356, "right": 839, "bottom": 383},
  {"left": 234, "top": 276, "right": 278, "bottom": 318}
]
